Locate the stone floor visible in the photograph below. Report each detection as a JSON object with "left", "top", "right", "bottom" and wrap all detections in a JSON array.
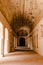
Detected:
[
  {"left": 15, "top": 47, "right": 31, "bottom": 50},
  {"left": 0, "top": 50, "right": 43, "bottom": 65}
]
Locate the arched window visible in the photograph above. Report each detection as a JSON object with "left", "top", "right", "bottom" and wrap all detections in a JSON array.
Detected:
[
  {"left": 4, "top": 28, "right": 8, "bottom": 54},
  {"left": 0, "top": 22, "right": 3, "bottom": 54}
]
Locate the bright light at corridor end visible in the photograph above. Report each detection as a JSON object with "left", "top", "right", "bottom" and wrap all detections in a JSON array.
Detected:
[{"left": 0, "top": 22, "right": 3, "bottom": 57}]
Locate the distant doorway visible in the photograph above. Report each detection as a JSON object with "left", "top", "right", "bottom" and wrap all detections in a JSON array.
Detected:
[{"left": 19, "top": 38, "right": 25, "bottom": 46}]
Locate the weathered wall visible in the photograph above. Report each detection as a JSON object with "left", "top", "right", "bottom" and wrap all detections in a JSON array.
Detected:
[
  {"left": 32, "top": 18, "right": 43, "bottom": 56},
  {"left": 0, "top": 11, "right": 14, "bottom": 53}
]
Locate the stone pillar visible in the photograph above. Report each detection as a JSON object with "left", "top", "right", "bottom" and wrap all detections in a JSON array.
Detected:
[
  {"left": 15, "top": 37, "right": 17, "bottom": 48},
  {"left": 4, "top": 28, "right": 9, "bottom": 54},
  {"left": 8, "top": 31, "right": 10, "bottom": 53}
]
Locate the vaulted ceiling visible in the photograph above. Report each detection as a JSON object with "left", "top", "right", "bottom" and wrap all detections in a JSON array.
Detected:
[{"left": 0, "top": 0, "right": 43, "bottom": 36}]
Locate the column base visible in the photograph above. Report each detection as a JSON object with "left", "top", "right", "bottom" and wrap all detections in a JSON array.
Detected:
[{"left": 0, "top": 54, "right": 4, "bottom": 58}]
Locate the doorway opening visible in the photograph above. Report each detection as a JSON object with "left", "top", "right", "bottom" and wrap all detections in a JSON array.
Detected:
[
  {"left": 19, "top": 38, "right": 25, "bottom": 46},
  {"left": 0, "top": 22, "right": 3, "bottom": 56}
]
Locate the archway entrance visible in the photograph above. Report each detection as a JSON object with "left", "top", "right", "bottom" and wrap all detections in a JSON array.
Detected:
[
  {"left": 19, "top": 38, "right": 25, "bottom": 46},
  {"left": 0, "top": 22, "right": 3, "bottom": 56}
]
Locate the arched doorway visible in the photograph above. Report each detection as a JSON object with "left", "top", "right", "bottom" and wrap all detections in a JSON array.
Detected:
[
  {"left": 0, "top": 22, "right": 3, "bottom": 56},
  {"left": 19, "top": 38, "right": 25, "bottom": 46}
]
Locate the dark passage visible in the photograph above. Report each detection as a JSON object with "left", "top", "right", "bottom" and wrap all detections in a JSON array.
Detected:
[{"left": 19, "top": 38, "right": 25, "bottom": 46}]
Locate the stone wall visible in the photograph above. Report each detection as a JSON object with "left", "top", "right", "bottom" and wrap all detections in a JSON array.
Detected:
[
  {"left": 32, "top": 18, "right": 43, "bottom": 56},
  {"left": 0, "top": 11, "right": 14, "bottom": 53}
]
